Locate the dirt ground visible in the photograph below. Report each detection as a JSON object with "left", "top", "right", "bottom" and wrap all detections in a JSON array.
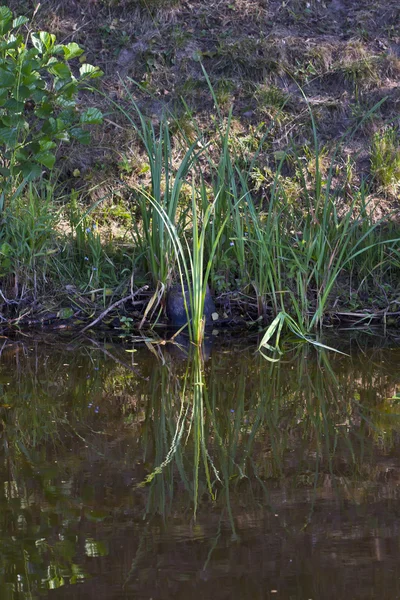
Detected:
[{"left": 7, "top": 0, "right": 400, "bottom": 216}]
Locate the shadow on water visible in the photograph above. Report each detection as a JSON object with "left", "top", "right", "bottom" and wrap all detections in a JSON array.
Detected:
[{"left": 0, "top": 332, "right": 400, "bottom": 598}]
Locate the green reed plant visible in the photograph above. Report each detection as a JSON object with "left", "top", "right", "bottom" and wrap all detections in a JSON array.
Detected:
[
  {"left": 91, "top": 72, "right": 400, "bottom": 340},
  {"left": 140, "top": 347, "right": 214, "bottom": 519},
  {"left": 240, "top": 92, "right": 400, "bottom": 332},
  {"left": 258, "top": 311, "right": 347, "bottom": 362},
  {"left": 168, "top": 68, "right": 277, "bottom": 293},
  {"left": 133, "top": 181, "right": 228, "bottom": 344},
  {"left": 68, "top": 195, "right": 104, "bottom": 290},
  {"left": 103, "top": 81, "right": 200, "bottom": 287},
  {"left": 237, "top": 160, "right": 288, "bottom": 318},
  {"left": 204, "top": 75, "right": 400, "bottom": 332},
  {"left": 202, "top": 111, "right": 247, "bottom": 286},
  {"left": 297, "top": 94, "right": 400, "bottom": 328},
  {"left": 193, "top": 67, "right": 280, "bottom": 290}
]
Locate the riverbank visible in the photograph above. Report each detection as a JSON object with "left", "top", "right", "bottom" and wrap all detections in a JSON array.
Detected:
[{"left": 1, "top": 1, "right": 399, "bottom": 335}]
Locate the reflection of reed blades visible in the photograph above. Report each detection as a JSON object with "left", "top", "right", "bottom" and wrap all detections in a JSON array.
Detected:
[
  {"left": 137, "top": 346, "right": 219, "bottom": 519},
  {"left": 3, "top": 334, "right": 396, "bottom": 595},
  {"left": 132, "top": 186, "right": 227, "bottom": 345}
]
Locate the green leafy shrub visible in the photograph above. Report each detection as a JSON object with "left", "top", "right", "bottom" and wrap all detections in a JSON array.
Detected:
[{"left": 0, "top": 5, "right": 103, "bottom": 211}]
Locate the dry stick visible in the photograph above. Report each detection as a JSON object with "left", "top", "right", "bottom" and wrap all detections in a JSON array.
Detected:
[{"left": 79, "top": 285, "right": 149, "bottom": 334}]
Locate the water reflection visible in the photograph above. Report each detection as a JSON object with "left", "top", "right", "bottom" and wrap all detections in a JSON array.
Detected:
[{"left": 0, "top": 334, "right": 400, "bottom": 598}]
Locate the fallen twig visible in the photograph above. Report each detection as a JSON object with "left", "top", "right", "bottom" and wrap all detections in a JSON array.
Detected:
[{"left": 80, "top": 285, "right": 149, "bottom": 333}]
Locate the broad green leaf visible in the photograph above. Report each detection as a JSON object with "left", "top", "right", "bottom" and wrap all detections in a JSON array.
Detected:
[
  {"left": 48, "top": 62, "right": 71, "bottom": 80},
  {"left": 0, "top": 37, "right": 21, "bottom": 51},
  {"left": 51, "top": 44, "right": 65, "bottom": 55},
  {"left": 21, "top": 57, "right": 40, "bottom": 75},
  {"left": 40, "top": 31, "right": 56, "bottom": 51},
  {"left": 0, "top": 69, "right": 16, "bottom": 88},
  {"left": 58, "top": 108, "right": 76, "bottom": 125},
  {"left": 14, "top": 84, "right": 31, "bottom": 100},
  {"left": 0, "top": 113, "right": 25, "bottom": 128},
  {"left": 33, "top": 77, "right": 46, "bottom": 90},
  {"left": 54, "top": 78, "right": 77, "bottom": 96},
  {"left": 23, "top": 140, "right": 40, "bottom": 155},
  {"left": 54, "top": 131, "right": 70, "bottom": 142},
  {"left": 79, "top": 63, "right": 103, "bottom": 78},
  {"left": 31, "top": 31, "right": 56, "bottom": 54},
  {"left": 35, "top": 102, "right": 54, "bottom": 118},
  {"left": 42, "top": 117, "right": 57, "bottom": 134},
  {"left": 35, "top": 151, "right": 56, "bottom": 169},
  {"left": 0, "top": 166, "right": 10, "bottom": 177},
  {"left": 4, "top": 98, "right": 24, "bottom": 113},
  {"left": 56, "top": 117, "right": 67, "bottom": 131},
  {"left": 39, "top": 139, "right": 57, "bottom": 151},
  {"left": 30, "top": 32, "right": 45, "bottom": 53},
  {"left": 15, "top": 148, "right": 29, "bottom": 162},
  {"left": 31, "top": 89, "right": 48, "bottom": 104},
  {"left": 12, "top": 16, "right": 29, "bottom": 28},
  {"left": 42, "top": 117, "right": 68, "bottom": 135},
  {"left": 0, "top": 7, "right": 12, "bottom": 35},
  {"left": 44, "top": 56, "right": 58, "bottom": 67},
  {"left": 0, "top": 127, "right": 18, "bottom": 147},
  {"left": 0, "top": 7, "right": 12, "bottom": 22},
  {"left": 56, "top": 96, "right": 77, "bottom": 109},
  {"left": 20, "top": 161, "right": 42, "bottom": 179},
  {"left": 63, "top": 42, "right": 84, "bottom": 60},
  {"left": 70, "top": 126, "right": 90, "bottom": 144},
  {"left": 80, "top": 107, "right": 103, "bottom": 125},
  {"left": 0, "top": 115, "right": 11, "bottom": 126},
  {"left": 22, "top": 70, "right": 41, "bottom": 83}
]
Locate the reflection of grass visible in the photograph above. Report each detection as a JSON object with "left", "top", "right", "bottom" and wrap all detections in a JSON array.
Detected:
[
  {"left": 1, "top": 337, "right": 400, "bottom": 591},
  {"left": 138, "top": 342, "right": 398, "bottom": 524}
]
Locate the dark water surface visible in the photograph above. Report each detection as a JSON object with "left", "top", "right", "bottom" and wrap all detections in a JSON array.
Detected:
[{"left": 2, "top": 332, "right": 400, "bottom": 599}]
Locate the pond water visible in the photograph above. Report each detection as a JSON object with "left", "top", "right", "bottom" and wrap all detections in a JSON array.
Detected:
[{"left": 1, "top": 331, "right": 400, "bottom": 599}]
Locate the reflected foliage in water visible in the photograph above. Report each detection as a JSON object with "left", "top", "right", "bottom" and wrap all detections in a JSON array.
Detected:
[{"left": 0, "top": 335, "right": 400, "bottom": 598}]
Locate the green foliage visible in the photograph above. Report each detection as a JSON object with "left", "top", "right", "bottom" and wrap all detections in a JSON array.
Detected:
[
  {"left": 0, "top": 183, "right": 133, "bottom": 308},
  {"left": 94, "top": 70, "right": 400, "bottom": 338},
  {"left": 0, "top": 5, "right": 103, "bottom": 211},
  {"left": 258, "top": 311, "right": 347, "bottom": 362},
  {"left": 0, "top": 183, "right": 59, "bottom": 296},
  {"left": 61, "top": 192, "right": 125, "bottom": 295},
  {"left": 107, "top": 79, "right": 198, "bottom": 287},
  {"left": 1, "top": 62, "right": 399, "bottom": 335},
  {"left": 371, "top": 126, "right": 400, "bottom": 195}
]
